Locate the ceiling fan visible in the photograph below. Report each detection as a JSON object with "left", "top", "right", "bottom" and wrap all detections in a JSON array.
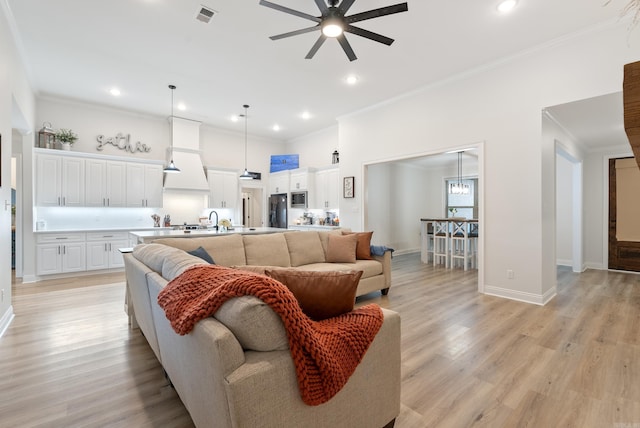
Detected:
[{"left": 259, "top": 0, "right": 409, "bottom": 61}]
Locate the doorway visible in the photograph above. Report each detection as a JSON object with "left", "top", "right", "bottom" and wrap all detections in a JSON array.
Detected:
[
  {"left": 555, "top": 145, "right": 583, "bottom": 273},
  {"left": 241, "top": 186, "right": 263, "bottom": 227},
  {"left": 608, "top": 157, "right": 640, "bottom": 271}
]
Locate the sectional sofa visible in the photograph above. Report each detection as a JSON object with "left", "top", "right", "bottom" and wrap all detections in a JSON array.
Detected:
[{"left": 123, "top": 230, "right": 400, "bottom": 428}]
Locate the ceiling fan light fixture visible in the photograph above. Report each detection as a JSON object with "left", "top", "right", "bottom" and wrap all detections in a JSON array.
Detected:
[{"left": 322, "top": 18, "right": 344, "bottom": 37}]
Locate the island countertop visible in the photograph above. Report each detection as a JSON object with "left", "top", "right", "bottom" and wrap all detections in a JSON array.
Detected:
[{"left": 130, "top": 227, "right": 294, "bottom": 243}]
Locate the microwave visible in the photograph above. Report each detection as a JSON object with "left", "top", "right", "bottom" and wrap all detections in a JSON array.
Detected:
[{"left": 290, "top": 191, "right": 308, "bottom": 208}]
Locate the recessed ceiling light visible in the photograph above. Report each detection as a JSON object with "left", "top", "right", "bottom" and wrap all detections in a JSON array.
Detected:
[
  {"left": 177, "top": 102, "right": 186, "bottom": 111},
  {"left": 346, "top": 75, "right": 359, "bottom": 85},
  {"left": 497, "top": 0, "right": 517, "bottom": 13},
  {"left": 272, "top": 124, "right": 281, "bottom": 132},
  {"left": 109, "top": 87, "right": 121, "bottom": 96},
  {"left": 345, "top": 74, "right": 360, "bottom": 85},
  {"left": 301, "top": 111, "right": 311, "bottom": 120},
  {"left": 231, "top": 115, "right": 239, "bottom": 122}
]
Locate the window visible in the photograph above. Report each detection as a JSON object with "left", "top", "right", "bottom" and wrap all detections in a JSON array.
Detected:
[{"left": 446, "top": 178, "right": 478, "bottom": 219}]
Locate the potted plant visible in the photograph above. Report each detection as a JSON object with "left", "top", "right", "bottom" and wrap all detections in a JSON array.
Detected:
[{"left": 55, "top": 128, "right": 78, "bottom": 150}]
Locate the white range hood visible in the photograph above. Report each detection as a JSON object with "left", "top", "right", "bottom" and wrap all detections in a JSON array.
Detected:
[{"left": 163, "top": 117, "right": 209, "bottom": 192}]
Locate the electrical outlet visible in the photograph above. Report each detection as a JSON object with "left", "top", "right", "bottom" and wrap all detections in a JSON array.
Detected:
[{"left": 507, "top": 269, "right": 514, "bottom": 279}]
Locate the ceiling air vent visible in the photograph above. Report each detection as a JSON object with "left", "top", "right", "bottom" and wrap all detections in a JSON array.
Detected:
[{"left": 195, "top": 6, "right": 216, "bottom": 24}]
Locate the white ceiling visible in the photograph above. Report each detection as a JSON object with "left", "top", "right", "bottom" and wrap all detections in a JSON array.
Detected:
[{"left": 4, "top": 0, "right": 632, "bottom": 143}]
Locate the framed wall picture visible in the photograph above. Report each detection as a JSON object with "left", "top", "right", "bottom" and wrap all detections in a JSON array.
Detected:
[{"left": 343, "top": 176, "right": 354, "bottom": 198}]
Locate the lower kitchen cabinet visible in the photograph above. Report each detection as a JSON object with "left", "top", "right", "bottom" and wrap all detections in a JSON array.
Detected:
[
  {"left": 36, "top": 233, "right": 86, "bottom": 276},
  {"left": 85, "top": 232, "right": 130, "bottom": 270}
]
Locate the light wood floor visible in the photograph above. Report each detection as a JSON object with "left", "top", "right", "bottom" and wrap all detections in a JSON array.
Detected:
[{"left": 3, "top": 255, "right": 640, "bottom": 427}]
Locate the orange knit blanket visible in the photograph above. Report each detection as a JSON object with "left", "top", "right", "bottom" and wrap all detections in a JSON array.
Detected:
[{"left": 157, "top": 264, "right": 384, "bottom": 405}]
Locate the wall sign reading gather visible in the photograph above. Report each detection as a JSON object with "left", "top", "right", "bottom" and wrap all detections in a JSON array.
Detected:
[{"left": 96, "top": 133, "right": 151, "bottom": 153}]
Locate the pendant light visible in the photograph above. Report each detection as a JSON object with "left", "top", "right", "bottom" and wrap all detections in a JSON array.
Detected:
[
  {"left": 239, "top": 104, "right": 253, "bottom": 180},
  {"left": 164, "top": 84, "right": 180, "bottom": 174},
  {"left": 449, "top": 151, "right": 470, "bottom": 195}
]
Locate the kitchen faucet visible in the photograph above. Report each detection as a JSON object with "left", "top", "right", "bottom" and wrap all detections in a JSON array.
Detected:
[{"left": 209, "top": 210, "right": 219, "bottom": 231}]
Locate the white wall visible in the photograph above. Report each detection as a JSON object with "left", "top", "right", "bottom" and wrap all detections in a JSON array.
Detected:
[
  {"left": 1, "top": 2, "right": 37, "bottom": 335},
  {"left": 286, "top": 126, "right": 339, "bottom": 169},
  {"left": 329, "top": 22, "right": 638, "bottom": 304}
]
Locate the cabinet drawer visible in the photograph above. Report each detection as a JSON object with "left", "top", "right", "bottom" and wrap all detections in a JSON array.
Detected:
[
  {"left": 37, "top": 233, "right": 85, "bottom": 244},
  {"left": 86, "top": 232, "right": 129, "bottom": 241}
]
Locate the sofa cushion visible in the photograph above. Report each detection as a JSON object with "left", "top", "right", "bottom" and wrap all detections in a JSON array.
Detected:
[
  {"left": 284, "top": 231, "right": 326, "bottom": 267},
  {"left": 231, "top": 265, "right": 286, "bottom": 275},
  {"left": 326, "top": 233, "right": 358, "bottom": 263},
  {"left": 162, "top": 251, "right": 207, "bottom": 281},
  {"left": 187, "top": 246, "right": 215, "bottom": 264},
  {"left": 154, "top": 234, "right": 246, "bottom": 267},
  {"left": 265, "top": 269, "right": 363, "bottom": 321},
  {"left": 133, "top": 243, "right": 197, "bottom": 275},
  {"left": 342, "top": 231, "right": 374, "bottom": 260},
  {"left": 318, "top": 230, "right": 344, "bottom": 259},
  {"left": 243, "top": 234, "right": 291, "bottom": 267},
  {"left": 213, "top": 296, "right": 289, "bottom": 352}
]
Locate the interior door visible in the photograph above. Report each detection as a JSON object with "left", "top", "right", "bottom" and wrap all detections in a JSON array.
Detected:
[{"left": 608, "top": 157, "right": 640, "bottom": 271}]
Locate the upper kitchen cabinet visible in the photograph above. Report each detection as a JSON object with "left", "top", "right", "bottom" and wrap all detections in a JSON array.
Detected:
[
  {"left": 289, "top": 168, "right": 316, "bottom": 191},
  {"left": 126, "top": 163, "right": 163, "bottom": 207},
  {"left": 208, "top": 169, "right": 238, "bottom": 209},
  {"left": 315, "top": 167, "right": 339, "bottom": 209},
  {"left": 36, "top": 153, "right": 85, "bottom": 207},
  {"left": 269, "top": 170, "right": 290, "bottom": 195},
  {"left": 85, "top": 160, "right": 127, "bottom": 207}
]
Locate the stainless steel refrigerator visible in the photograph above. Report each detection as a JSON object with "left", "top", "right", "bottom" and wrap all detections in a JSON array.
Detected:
[{"left": 269, "top": 193, "right": 288, "bottom": 228}]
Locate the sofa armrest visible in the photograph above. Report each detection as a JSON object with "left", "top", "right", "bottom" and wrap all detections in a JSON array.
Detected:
[
  {"left": 372, "top": 250, "right": 392, "bottom": 288},
  {"left": 223, "top": 308, "right": 401, "bottom": 428}
]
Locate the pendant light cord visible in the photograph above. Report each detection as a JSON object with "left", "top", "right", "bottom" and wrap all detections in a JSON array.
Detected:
[{"left": 244, "top": 105, "right": 248, "bottom": 171}]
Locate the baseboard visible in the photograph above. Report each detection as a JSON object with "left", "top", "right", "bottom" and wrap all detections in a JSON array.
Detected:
[
  {"left": 0, "top": 306, "right": 15, "bottom": 338},
  {"left": 556, "top": 259, "right": 572, "bottom": 267},
  {"left": 585, "top": 262, "right": 605, "bottom": 270},
  {"left": 393, "top": 248, "right": 420, "bottom": 256},
  {"left": 484, "top": 285, "right": 557, "bottom": 306}
]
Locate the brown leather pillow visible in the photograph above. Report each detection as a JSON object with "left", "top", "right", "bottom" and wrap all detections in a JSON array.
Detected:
[
  {"left": 326, "top": 233, "right": 358, "bottom": 263},
  {"left": 265, "top": 269, "right": 363, "bottom": 321},
  {"left": 342, "top": 231, "right": 373, "bottom": 260}
]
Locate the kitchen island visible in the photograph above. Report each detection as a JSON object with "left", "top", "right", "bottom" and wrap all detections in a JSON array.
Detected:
[{"left": 130, "top": 227, "right": 293, "bottom": 244}]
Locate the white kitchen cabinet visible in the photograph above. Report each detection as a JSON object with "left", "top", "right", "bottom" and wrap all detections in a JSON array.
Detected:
[
  {"left": 36, "top": 233, "right": 86, "bottom": 275},
  {"left": 85, "top": 232, "right": 129, "bottom": 270},
  {"left": 289, "top": 168, "right": 315, "bottom": 191},
  {"left": 314, "top": 167, "right": 339, "bottom": 209},
  {"left": 36, "top": 154, "right": 85, "bottom": 207},
  {"left": 126, "top": 163, "right": 163, "bottom": 207},
  {"left": 207, "top": 169, "right": 238, "bottom": 209},
  {"left": 269, "top": 170, "right": 290, "bottom": 195},
  {"left": 85, "top": 160, "right": 127, "bottom": 207}
]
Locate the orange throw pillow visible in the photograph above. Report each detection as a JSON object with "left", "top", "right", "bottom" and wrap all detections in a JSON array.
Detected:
[
  {"left": 342, "top": 231, "right": 373, "bottom": 260},
  {"left": 265, "top": 269, "right": 363, "bottom": 321},
  {"left": 326, "top": 233, "right": 358, "bottom": 263}
]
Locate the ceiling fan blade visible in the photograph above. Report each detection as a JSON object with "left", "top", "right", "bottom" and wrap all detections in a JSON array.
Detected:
[
  {"left": 314, "top": 0, "right": 328, "bottom": 13},
  {"left": 259, "top": 0, "right": 322, "bottom": 23},
  {"left": 338, "top": 0, "right": 357, "bottom": 14},
  {"left": 270, "top": 25, "right": 321, "bottom": 40},
  {"left": 337, "top": 34, "right": 357, "bottom": 61},
  {"left": 305, "top": 35, "right": 328, "bottom": 59},
  {"left": 345, "top": 25, "right": 394, "bottom": 45},
  {"left": 346, "top": 3, "right": 408, "bottom": 24}
]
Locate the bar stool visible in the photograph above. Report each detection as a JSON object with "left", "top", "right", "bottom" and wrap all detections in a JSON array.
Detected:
[
  {"left": 432, "top": 219, "right": 449, "bottom": 267},
  {"left": 467, "top": 221, "right": 479, "bottom": 269},
  {"left": 450, "top": 220, "right": 471, "bottom": 270},
  {"left": 421, "top": 221, "right": 434, "bottom": 263}
]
